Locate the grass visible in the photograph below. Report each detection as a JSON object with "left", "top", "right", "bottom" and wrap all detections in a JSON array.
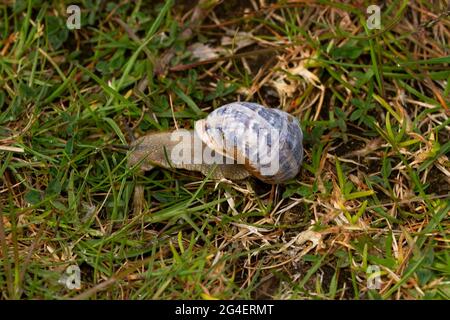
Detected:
[{"left": 0, "top": 0, "right": 449, "bottom": 300}]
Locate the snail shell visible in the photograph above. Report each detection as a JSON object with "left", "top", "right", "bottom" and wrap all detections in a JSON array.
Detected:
[{"left": 128, "top": 102, "right": 303, "bottom": 184}]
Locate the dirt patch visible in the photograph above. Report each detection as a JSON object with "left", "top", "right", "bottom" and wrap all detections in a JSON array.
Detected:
[
  {"left": 252, "top": 273, "right": 281, "bottom": 299},
  {"left": 213, "top": 0, "right": 259, "bottom": 21},
  {"left": 427, "top": 166, "right": 450, "bottom": 196}
]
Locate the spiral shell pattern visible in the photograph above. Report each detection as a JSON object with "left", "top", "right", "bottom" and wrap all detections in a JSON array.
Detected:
[{"left": 194, "top": 102, "right": 303, "bottom": 183}]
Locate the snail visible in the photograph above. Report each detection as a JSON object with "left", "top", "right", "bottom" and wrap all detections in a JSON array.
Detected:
[{"left": 127, "top": 102, "right": 304, "bottom": 184}]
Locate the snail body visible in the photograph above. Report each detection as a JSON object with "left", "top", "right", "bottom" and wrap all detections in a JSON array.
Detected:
[{"left": 128, "top": 102, "right": 303, "bottom": 184}]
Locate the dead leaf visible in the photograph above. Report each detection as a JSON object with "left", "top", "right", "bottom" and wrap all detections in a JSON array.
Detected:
[{"left": 187, "top": 43, "right": 221, "bottom": 61}]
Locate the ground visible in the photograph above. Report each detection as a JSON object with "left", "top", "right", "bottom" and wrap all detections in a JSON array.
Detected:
[{"left": 0, "top": 0, "right": 449, "bottom": 300}]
